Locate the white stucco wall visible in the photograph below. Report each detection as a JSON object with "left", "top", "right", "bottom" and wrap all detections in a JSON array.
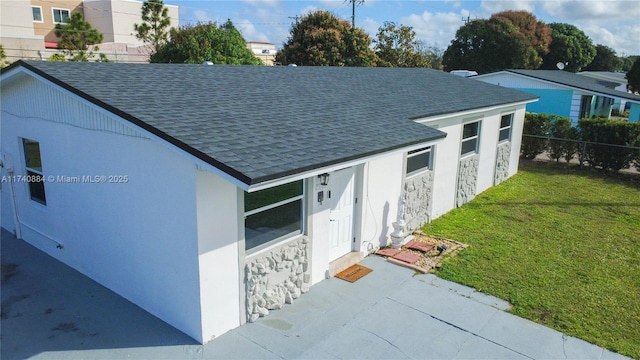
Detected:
[
  {"left": 195, "top": 169, "right": 242, "bottom": 343},
  {"left": 84, "top": 0, "right": 180, "bottom": 45},
  {"left": 418, "top": 104, "right": 527, "bottom": 220},
  {"left": 310, "top": 174, "right": 333, "bottom": 285},
  {"left": 475, "top": 72, "right": 567, "bottom": 90},
  {"left": 358, "top": 153, "right": 404, "bottom": 251},
  {"left": 0, "top": 74, "right": 204, "bottom": 342}
]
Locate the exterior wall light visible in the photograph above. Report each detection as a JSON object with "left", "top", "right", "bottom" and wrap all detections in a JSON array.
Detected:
[{"left": 318, "top": 173, "right": 330, "bottom": 186}]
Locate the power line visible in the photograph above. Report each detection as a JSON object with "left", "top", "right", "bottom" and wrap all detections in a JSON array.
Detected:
[{"left": 345, "top": 0, "right": 364, "bottom": 29}]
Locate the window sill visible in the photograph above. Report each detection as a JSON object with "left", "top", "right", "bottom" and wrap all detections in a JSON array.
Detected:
[
  {"left": 406, "top": 168, "right": 432, "bottom": 179},
  {"left": 245, "top": 233, "right": 306, "bottom": 259}
]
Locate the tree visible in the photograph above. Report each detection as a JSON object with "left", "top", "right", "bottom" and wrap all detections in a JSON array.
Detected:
[
  {"left": 0, "top": 45, "right": 9, "bottom": 67},
  {"left": 627, "top": 57, "right": 640, "bottom": 93},
  {"left": 540, "top": 23, "right": 596, "bottom": 72},
  {"left": 621, "top": 56, "right": 639, "bottom": 72},
  {"left": 442, "top": 11, "right": 551, "bottom": 73},
  {"left": 490, "top": 10, "right": 551, "bottom": 69},
  {"left": 583, "top": 44, "right": 622, "bottom": 71},
  {"left": 443, "top": 18, "right": 530, "bottom": 73},
  {"left": 54, "top": 12, "right": 106, "bottom": 61},
  {"left": 417, "top": 43, "right": 444, "bottom": 70},
  {"left": 374, "top": 21, "right": 429, "bottom": 67},
  {"left": 275, "top": 10, "right": 376, "bottom": 67},
  {"left": 134, "top": 0, "right": 171, "bottom": 56},
  {"left": 151, "top": 20, "right": 262, "bottom": 65}
]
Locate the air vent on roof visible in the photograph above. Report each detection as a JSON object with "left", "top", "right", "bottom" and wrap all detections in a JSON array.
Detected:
[{"left": 202, "top": 61, "right": 214, "bottom": 65}]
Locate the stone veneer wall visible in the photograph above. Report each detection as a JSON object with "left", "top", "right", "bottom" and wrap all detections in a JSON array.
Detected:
[
  {"left": 245, "top": 237, "right": 311, "bottom": 323},
  {"left": 494, "top": 142, "right": 511, "bottom": 185},
  {"left": 456, "top": 154, "right": 479, "bottom": 207},
  {"left": 404, "top": 170, "right": 434, "bottom": 231}
]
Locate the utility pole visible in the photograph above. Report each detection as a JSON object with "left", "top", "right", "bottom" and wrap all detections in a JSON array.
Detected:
[
  {"left": 346, "top": 0, "right": 364, "bottom": 29},
  {"left": 288, "top": 15, "right": 300, "bottom": 25}
]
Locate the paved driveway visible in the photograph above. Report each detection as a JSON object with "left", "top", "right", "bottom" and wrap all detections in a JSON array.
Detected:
[{"left": 1, "top": 229, "right": 629, "bottom": 359}]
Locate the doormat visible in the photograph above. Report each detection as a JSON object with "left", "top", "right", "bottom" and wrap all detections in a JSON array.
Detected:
[{"left": 335, "top": 264, "right": 373, "bottom": 283}]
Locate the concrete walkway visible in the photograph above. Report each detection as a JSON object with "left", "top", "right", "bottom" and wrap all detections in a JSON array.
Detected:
[{"left": 1, "top": 229, "right": 630, "bottom": 360}]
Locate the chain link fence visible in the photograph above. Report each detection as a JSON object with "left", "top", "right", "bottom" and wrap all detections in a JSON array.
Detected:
[{"left": 522, "top": 134, "right": 640, "bottom": 173}]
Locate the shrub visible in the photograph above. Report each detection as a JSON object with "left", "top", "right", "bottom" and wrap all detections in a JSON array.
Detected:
[
  {"left": 578, "top": 118, "right": 640, "bottom": 172},
  {"left": 548, "top": 116, "right": 578, "bottom": 162},
  {"left": 521, "top": 113, "right": 551, "bottom": 159}
]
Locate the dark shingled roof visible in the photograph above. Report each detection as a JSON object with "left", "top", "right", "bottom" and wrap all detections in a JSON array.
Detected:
[
  {"left": 6, "top": 61, "right": 537, "bottom": 186},
  {"left": 505, "top": 70, "right": 640, "bottom": 102}
]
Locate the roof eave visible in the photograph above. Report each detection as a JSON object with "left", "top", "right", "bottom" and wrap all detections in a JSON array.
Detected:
[
  {"left": 12, "top": 60, "right": 255, "bottom": 186},
  {"left": 246, "top": 132, "right": 447, "bottom": 192}
]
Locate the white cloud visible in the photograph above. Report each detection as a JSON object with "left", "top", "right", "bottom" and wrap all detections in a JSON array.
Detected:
[
  {"left": 193, "top": 10, "right": 215, "bottom": 23},
  {"left": 300, "top": 5, "right": 319, "bottom": 15},
  {"left": 361, "top": 17, "right": 380, "bottom": 37},
  {"left": 400, "top": 10, "right": 465, "bottom": 48},
  {"left": 236, "top": 18, "right": 271, "bottom": 42},
  {"left": 540, "top": 0, "right": 640, "bottom": 21},
  {"left": 480, "top": 0, "right": 536, "bottom": 14},
  {"left": 579, "top": 22, "right": 640, "bottom": 56}
]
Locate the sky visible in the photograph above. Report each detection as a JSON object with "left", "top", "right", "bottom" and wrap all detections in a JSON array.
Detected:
[{"left": 168, "top": 0, "right": 640, "bottom": 57}]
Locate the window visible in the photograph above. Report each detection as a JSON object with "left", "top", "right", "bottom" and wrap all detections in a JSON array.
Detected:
[
  {"left": 244, "top": 180, "right": 304, "bottom": 252},
  {"left": 52, "top": 8, "right": 70, "bottom": 24},
  {"left": 22, "top": 139, "right": 46, "bottom": 205},
  {"left": 499, "top": 114, "right": 513, "bottom": 142},
  {"left": 461, "top": 121, "right": 480, "bottom": 156},
  {"left": 32, "top": 6, "right": 43, "bottom": 22},
  {"left": 406, "top": 146, "right": 433, "bottom": 176}
]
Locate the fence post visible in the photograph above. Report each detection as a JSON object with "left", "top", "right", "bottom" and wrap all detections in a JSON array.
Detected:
[{"left": 579, "top": 141, "right": 586, "bottom": 168}]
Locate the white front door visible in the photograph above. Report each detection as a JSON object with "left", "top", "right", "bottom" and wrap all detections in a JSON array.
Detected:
[{"left": 328, "top": 168, "right": 355, "bottom": 261}]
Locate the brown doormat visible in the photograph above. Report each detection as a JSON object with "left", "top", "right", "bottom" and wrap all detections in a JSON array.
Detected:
[{"left": 335, "top": 264, "right": 373, "bottom": 283}]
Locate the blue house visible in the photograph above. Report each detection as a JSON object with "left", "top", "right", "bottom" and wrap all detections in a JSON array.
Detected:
[{"left": 474, "top": 70, "right": 640, "bottom": 125}]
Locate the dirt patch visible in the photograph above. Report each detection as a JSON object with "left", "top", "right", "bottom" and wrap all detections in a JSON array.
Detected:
[
  {"left": 1, "top": 263, "right": 19, "bottom": 282},
  {"left": 376, "top": 230, "right": 468, "bottom": 273}
]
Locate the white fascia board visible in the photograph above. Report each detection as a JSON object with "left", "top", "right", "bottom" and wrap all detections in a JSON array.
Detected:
[
  {"left": 0, "top": 66, "right": 29, "bottom": 86},
  {"left": 4, "top": 66, "right": 251, "bottom": 191},
  {"left": 413, "top": 101, "right": 535, "bottom": 124},
  {"left": 246, "top": 137, "right": 445, "bottom": 192}
]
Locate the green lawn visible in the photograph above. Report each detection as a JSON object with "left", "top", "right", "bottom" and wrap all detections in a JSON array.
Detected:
[{"left": 424, "top": 160, "right": 640, "bottom": 359}]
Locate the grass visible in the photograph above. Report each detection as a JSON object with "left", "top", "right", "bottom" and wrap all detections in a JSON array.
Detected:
[{"left": 424, "top": 160, "right": 640, "bottom": 359}]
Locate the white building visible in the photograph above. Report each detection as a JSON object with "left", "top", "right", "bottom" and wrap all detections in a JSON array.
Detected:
[
  {"left": 0, "top": 61, "right": 537, "bottom": 343},
  {"left": 0, "top": 0, "right": 179, "bottom": 63}
]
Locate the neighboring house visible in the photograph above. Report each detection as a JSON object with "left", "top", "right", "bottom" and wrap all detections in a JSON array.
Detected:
[
  {"left": 0, "top": 0, "right": 179, "bottom": 63},
  {"left": 577, "top": 71, "right": 630, "bottom": 113},
  {"left": 246, "top": 42, "right": 276, "bottom": 66},
  {"left": 0, "top": 61, "right": 537, "bottom": 344},
  {"left": 474, "top": 70, "right": 640, "bottom": 124}
]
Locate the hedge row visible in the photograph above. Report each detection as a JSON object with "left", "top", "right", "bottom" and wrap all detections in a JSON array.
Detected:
[{"left": 521, "top": 113, "right": 640, "bottom": 172}]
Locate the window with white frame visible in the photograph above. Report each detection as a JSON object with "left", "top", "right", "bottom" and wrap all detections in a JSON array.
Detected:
[
  {"left": 406, "top": 146, "right": 433, "bottom": 176},
  {"left": 32, "top": 6, "right": 43, "bottom": 22},
  {"left": 22, "top": 139, "right": 47, "bottom": 205},
  {"left": 244, "top": 180, "right": 304, "bottom": 252},
  {"left": 461, "top": 121, "right": 481, "bottom": 156},
  {"left": 52, "top": 8, "right": 70, "bottom": 24},
  {"left": 499, "top": 114, "right": 513, "bottom": 142}
]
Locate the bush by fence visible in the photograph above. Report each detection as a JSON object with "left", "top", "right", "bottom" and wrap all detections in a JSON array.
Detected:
[{"left": 522, "top": 113, "right": 640, "bottom": 172}]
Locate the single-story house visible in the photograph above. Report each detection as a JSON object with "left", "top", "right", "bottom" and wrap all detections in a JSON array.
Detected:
[
  {"left": 473, "top": 70, "right": 640, "bottom": 124},
  {"left": 0, "top": 60, "right": 537, "bottom": 343},
  {"left": 577, "top": 71, "right": 630, "bottom": 113}
]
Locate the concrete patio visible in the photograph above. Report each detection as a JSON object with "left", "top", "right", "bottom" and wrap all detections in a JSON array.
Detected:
[{"left": 1, "top": 228, "right": 629, "bottom": 359}]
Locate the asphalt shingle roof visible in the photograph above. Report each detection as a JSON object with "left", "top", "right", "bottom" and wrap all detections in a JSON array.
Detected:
[
  {"left": 7, "top": 61, "right": 537, "bottom": 186},
  {"left": 505, "top": 70, "right": 640, "bottom": 102}
]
